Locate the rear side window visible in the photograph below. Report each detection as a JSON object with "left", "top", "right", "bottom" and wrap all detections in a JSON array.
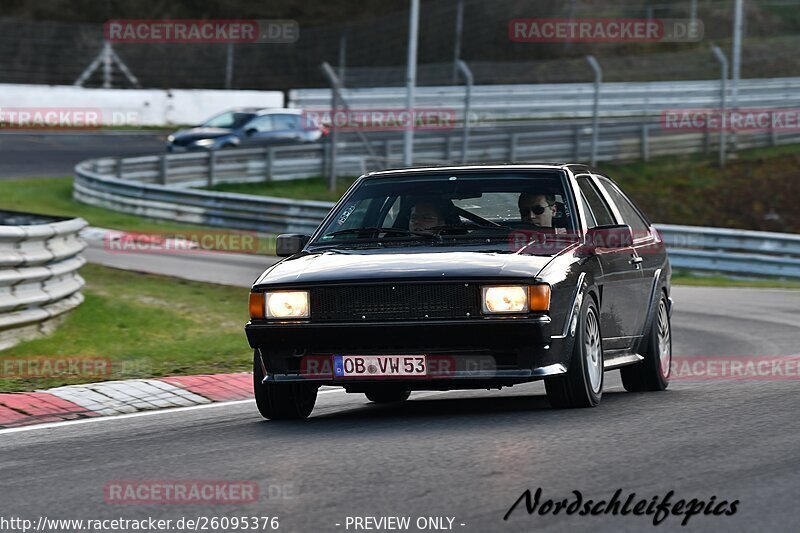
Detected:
[
  {"left": 597, "top": 178, "right": 649, "bottom": 234},
  {"left": 576, "top": 176, "right": 615, "bottom": 227}
]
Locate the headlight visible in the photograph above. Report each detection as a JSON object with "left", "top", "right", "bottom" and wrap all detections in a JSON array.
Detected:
[
  {"left": 481, "top": 284, "right": 551, "bottom": 314},
  {"left": 167, "top": 134, "right": 175, "bottom": 142},
  {"left": 265, "top": 291, "right": 310, "bottom": 318},
  {"left": 193, "top": 138, "right": 217, "bottom": 147},
  {"left": 482, "top": 286, "right": 529, "bottom": 314}
]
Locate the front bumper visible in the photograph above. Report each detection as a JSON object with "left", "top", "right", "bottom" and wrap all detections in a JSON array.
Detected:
[{"left": 246, "top": 315, "right": 568, "bottom": 387}]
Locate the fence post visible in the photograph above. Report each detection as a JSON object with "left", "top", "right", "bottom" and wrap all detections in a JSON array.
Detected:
[
  {"left": 265, "top": 148, "right": 275, "bottom": 182},
  {"left": 207, "top": 150, "right": 216, "bottom": 188},
  {"left": 641, "top": 124, "right": 650, "bottom": 162},
  {"left": 711, "top": 45, "right": 728, "bottom": 167},
  {"left": 585, "top": 55, "right": 602, "bottom": 166},
  {"left": 456, "top": 60, "right": 473, "bottom": 164},
  {"left": 159, "top": 154, "right": 167, "bottom": 185}
]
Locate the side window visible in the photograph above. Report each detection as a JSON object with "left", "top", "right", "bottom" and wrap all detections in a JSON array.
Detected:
[
  {"left": 597, "top": 178, "right": 649, "bottom": 234},
  {"left": 272, "top": 114, "right": 300, "bottom": 130},
  {"left": 576, "top": 176, "right": 615, "bottom": 227},
  {"left": 579, "top": 190, "right": 598, "bottom": 228},
  {"left": 246, "top": 115, "right": 274, "bottom": 132}
]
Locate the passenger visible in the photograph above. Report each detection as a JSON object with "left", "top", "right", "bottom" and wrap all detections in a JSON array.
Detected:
[
  {"left": 409, "top": 198, "right": 448, "bottom": 233},
  {"left": 518, "top": 192, "right": 557, "bottom": 228}
]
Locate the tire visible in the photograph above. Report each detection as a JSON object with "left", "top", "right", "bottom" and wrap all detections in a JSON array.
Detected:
[
  {"left": 253, "top": 350, "right": 318, "bottom": 420},
  {"left": 545, "top": 295, "right": 603, "bottom": 408},
  {"left": 621, "top": 293, "right": 671, "bottom": 392},
  {"left": 364, "top": 388, "right": 411, "bottom": 403}
]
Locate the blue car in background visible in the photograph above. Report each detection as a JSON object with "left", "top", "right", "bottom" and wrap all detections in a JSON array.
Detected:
[{"left": 166, "top": 108, "right": 327, "bottom": 152}]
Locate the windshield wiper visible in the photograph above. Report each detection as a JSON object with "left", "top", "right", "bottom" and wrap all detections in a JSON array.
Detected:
[{"left": 324, "top": 227, "right": 440, "bottom": 239}]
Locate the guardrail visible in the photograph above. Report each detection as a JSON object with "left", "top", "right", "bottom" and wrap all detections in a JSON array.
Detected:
[
  {"left": 0, "top": 211, "right": 88, "bottom": 351},
  {"left": 659, "top": 224, "right": 800, "bottom": 279},
  {"left": 73, "top": 153, "right": 800, "bottom": 279},
  {"left": 290, "top": 77, "right": 800, "bottom": 121}
]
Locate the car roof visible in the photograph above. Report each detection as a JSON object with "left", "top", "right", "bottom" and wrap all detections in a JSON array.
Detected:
[
  {"left": 363, "top": 163, "right": 599, "bottom": 177},
  {"left": 221, "top": 108, "right": 303, "bottom": 115}
]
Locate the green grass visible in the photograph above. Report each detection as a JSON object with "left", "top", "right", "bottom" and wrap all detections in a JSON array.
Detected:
[
  {"left": 0, "top": 177, "right": 275, "bottom": 254},
  {"left": 0, "top": 264, "right": 252, "bottom": 393}
]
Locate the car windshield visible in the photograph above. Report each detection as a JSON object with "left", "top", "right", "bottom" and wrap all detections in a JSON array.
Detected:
[
  {"left": 311, "top": 171, "right": 578, "bottom": 253},
  {"left": 201, "top": 111, "right": 255, "bottom": 129}
]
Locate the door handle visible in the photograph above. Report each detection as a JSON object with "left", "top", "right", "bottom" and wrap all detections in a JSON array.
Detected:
[{"left": 629, "top": 256, "right": 643, "bottom": 266}]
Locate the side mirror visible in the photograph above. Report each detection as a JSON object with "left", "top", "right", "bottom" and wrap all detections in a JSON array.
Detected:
[
  {"left": 584, "top": 224, "right": 633, "bottom": 252},
  {"left": 275, "top": 234, "right": 310, "bottom": 257},
  {"left": 245, "top": 128, "right": 258, "bottom": 136}
]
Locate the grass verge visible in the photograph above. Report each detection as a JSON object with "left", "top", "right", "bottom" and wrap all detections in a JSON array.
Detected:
[
  {"left": 671, "top": 272, "right": 800, "bottom": 289},
  {"left": 0, "top": 264, "right": 251, "bottom": 393}
]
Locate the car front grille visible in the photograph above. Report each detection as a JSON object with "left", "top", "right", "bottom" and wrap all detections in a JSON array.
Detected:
[{"left": 310, "top": 283, "right": 481, "bottom": 322}]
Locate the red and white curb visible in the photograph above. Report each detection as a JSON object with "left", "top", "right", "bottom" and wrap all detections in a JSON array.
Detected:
[{"left": 0, "top": 373, "right": 252, "bottom": 428}]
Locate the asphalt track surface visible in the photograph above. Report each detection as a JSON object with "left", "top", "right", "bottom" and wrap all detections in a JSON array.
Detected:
[
  {"left": 3, "top": 132, "right": 800, "bottom": 532},
  {"left": 4, "top": 243, "right": 800, "bottom": 532}
]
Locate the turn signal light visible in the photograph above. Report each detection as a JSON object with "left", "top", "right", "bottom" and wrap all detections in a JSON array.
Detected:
[
  {"left": 528, "top": 284, "right": 551, "bottom": 312},
  {"left": 249, "top": 292, "right": 265, "bottom": 319}
]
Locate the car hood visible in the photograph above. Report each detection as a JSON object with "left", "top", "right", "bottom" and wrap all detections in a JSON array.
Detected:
[
  {"left": 170, "top": 127, "right": 233, "bottom": 143},
  {"left": 254, "top": 248, "right": 555, "bottom": 287}
]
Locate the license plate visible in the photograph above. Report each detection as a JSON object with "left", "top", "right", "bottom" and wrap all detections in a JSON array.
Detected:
[{"left": 333, "top": 355, "right": 427, "bottom": 377}]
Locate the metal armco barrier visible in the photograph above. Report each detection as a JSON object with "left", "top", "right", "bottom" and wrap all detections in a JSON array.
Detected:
[
  {"left": 0, "top": 212, "right": 88, "bottom": 350},
  {"left": 74, "top": 151, "right": 800, "bottom": 279},
  {"left": 289, "top": 77, "right": 800, "bottom": 121},
  {"left": 658, "top": 224, "right": 800, "bottom": 279}
]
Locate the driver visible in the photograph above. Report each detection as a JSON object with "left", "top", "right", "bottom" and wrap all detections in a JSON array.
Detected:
[
  {"left": 409, "top": 197, "right": 448, "bottom": 233},
  {"left": 518, "top": 192, "right": 557, "bottom": 227}
]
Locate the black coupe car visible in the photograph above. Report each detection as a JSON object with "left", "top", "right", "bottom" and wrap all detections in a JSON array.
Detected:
[
  {"left": 245, "top": 164, "right": 673, "bottom": 419},
  {"left": 166, "top": 108, "right": 326, "bottom": 152}
]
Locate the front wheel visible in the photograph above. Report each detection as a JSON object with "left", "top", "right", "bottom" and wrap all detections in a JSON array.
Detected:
[
  {"left": 253, "top": 350, "right": 318, "bottom": 420},
  {"left": 545, "top": 295, "right": 603, "bottom": 408},
  {"left": 621, "top": 294, "right": 671, "bottom": 392}
]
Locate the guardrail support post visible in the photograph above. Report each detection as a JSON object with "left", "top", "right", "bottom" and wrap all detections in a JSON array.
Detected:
[
  {"left": 573, "top": 126, "right": 581, "bottom": 161},
  {"left": 770, "top": 123, "right": 777, "bottom": 146},
  {"left": 509, "top": 133, "right": 519, "bottom": 163},
  {"left": 115, "top": 158, "right": 123, "bottom": 178},
  {"left": 641, "top": 124, "right": 650, "bottom": 162},
  {"left": 266, "top": 148, "right": 275, "bottom": 182},
  {"left": 207, "top": 150, "right": 216, "bottom": 188},
  {"left": 159, "top": 154, "right": 168, "bottom": 185},
  {"left": 384, "top": 140, "right": 391, "bottom": 166}
]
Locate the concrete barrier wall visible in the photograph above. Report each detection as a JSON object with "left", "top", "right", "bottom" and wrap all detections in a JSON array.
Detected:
[{"left": 0, "top": 84, "right": 284, "bottom": 126}]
